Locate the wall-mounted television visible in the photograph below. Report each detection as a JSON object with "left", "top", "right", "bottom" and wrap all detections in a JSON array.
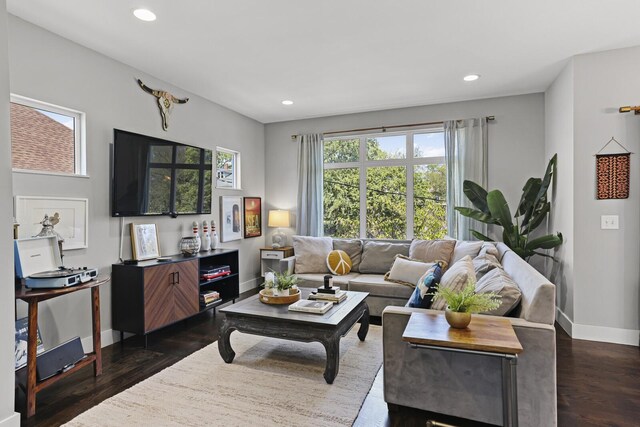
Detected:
[{"left": 111, "top": 129, "right": 212, "bottom": 217}]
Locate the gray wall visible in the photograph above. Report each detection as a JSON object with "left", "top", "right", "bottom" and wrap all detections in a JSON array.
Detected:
[
  {"left": 0, "top": 2, "right": 19, "bottom": 426},
  {"left": 572, "top": 46, "right": 640, "bottom": 334},
  {"left": 544, "top": 60, "right": 575, "bottom": 321},
  {"left": 9, "top": 16, "right": 265, "bottom": 349},
  {"left": 265, "top": 93, "right": 546, "bottom": 245}
]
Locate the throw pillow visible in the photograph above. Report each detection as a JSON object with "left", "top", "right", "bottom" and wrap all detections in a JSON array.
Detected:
[
  {"left": 473, "top": 243, "right": 502, "bottom": 280},
  {"left": 359, "top": 241, "right": 410, "bottom": 274},
  {"left": 326, "top": 250, "right": 352, "bottom": 275},
  {"left": 384, "top": 255, "right": 435, "bottom": 287},
  {"left": 292, "top": 235, "right": 333, "bottom": 274},
  {"left": 407, "top": 262, "right": 445, "bottom": 308},
  {"left": 430, "top": 255, "right": 475, "bottom": 311},
  {"left": 409, "top": 239, "right": 456, "bottom": 266},
  {"left": 475, "top": 267, "right": 522, "bottom": 316},
  {"left": 451, "top": 240, "right": 484, "bottom": 264},
  {"left": 332, "top": 239, "right": 363, "bottom": 272}
]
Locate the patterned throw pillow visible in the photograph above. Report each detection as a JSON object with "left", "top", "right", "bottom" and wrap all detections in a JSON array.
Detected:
[
  {"left": 326, "top": 250, "right": 352, "bottom": 275},
  {"left": 407, "top": 262, "right": 445, "bottom": 308},
  {"left": 430, "top": 255, "right": 475, "bottom": 311},
  {"left": 473, "top": 243, "right": 501, "bottom": 280},
  {"left": 476, "top": 267, "right": 522, "bottom": 316}
]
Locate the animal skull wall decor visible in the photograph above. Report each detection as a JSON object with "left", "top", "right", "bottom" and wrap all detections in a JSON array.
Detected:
[{"left": 137, "top": 78, "right": 189, "bottom": 131}]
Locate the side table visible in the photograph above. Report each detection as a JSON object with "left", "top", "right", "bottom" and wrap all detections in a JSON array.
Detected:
[
  {"left": 260, "top": 246, "right": 294, "bottom": 276},
  {"left": 15, "top": 276, "right": 110, "bottom": 417},
  {"left": 402, "top": 312, "right": 523, "bottom": 427}
]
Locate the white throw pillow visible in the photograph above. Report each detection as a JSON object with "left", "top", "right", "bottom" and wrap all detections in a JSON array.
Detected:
[
  {"left": 430, "top": 255, "right": 475, "bottom": 311},
  {"left": 451, "top": 240, "right": 484, "bottom": 265},
  {"left": 384, "top": 256, "right": 435, "bottom": 287}
]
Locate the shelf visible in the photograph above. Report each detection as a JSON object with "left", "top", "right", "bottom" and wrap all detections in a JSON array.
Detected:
[
  {"left": 199, "top": 298, "right": 224, "bottom": 312},
  {"left": 199, "top": 273, "right": 238, "bottom": 287}
]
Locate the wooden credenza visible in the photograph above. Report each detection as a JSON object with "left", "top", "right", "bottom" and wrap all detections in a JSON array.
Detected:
[{"left": 112, "top": 249, "right": 239, "bottom": 345}]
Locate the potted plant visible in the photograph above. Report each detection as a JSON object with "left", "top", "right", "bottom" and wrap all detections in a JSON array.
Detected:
[
  {"left": 273, "top": 271, "right": 298, "bottom": 296},
  {"left": 430, "top": 282, "right": 501, "bottom": 329}
]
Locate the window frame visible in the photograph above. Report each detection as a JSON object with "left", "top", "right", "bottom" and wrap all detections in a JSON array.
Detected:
[
  {"left": 10, "top": 94, "right": 87, "bottom": 176},
  {"left": 323, "top": 126, "right": 445, "bottom": 239},
  {"left": 215, "top": 147, "right": 242, "bottom": 190}
]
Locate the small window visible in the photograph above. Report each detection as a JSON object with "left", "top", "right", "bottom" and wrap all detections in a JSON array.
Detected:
[
  {"left": 10, "top": 95, "right": 86, "bottom": 175},
  {"left": 216, "top": 147, "right": 241, "bottom": 189}
]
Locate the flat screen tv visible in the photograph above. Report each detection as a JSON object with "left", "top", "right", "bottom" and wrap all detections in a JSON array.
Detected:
[{"left": 112, "top": 129, "right": 212, "bottom": 217}]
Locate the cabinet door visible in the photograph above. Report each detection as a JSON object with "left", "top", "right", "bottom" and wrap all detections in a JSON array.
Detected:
[
  {"left": 173, "top": 259, "right": 199, "bottom": 321},
  {"left": 143, "top": 264, "right": 175, "bottom": 332}
]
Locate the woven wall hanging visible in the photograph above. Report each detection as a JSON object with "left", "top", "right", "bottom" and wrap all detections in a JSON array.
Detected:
[{"left": 595, "top": 137, "right": 632, "bottom": 200}]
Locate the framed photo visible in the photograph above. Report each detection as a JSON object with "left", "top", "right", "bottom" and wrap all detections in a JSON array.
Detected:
[
  {"left": 130, "top": 223, "right": 161, "bottom": 260},
  {"left": 14, "top": 196, "right": 88, "bottom": 250},
  {"left": 220, "top": 196, "right": 243, "bottom": 242},
  {"left": 243, "top": 197, "right": 262, "bottom": 238}
]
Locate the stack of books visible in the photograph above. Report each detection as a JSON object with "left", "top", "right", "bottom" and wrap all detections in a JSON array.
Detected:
[
  {"left": 309, "top": 290, "right": 347, "bottom": 304},
  {"left": 288, "top": 300, "right": 333, "bottom": 314},
  {"left": 199, "top": 290, "right": 220, "bottom": 307},
  {"left": 200, "top": 265, "right": 231, "bottom": 281}
]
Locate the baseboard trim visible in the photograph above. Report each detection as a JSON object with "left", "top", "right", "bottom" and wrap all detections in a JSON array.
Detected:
[
  {"left": 0, "top": 412, "right": 20, "bottom": 427},
  {"left": 556, "top": 307, "right": 639, "bottom": 346},
  {"left": 240, "top": 277, "right": 260, "bottom": 294}
]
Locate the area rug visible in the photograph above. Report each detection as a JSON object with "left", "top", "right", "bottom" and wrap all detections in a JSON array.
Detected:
[{"left": 65, "top": 325, "right": 382, "bottom": 427}]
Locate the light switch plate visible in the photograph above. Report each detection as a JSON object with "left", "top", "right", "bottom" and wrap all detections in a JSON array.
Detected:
[{"left": 601, "top": 215, "right": 619, "bottom": 230}]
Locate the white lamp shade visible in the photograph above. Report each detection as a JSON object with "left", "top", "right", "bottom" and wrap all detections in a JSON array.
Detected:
[{"left": 268, "top": 210, "right": 290, "bottom": 228}]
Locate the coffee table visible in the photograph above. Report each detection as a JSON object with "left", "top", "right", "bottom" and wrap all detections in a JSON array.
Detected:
[{"left": 218, "top": 288, "right": 369, "bottom": 384}]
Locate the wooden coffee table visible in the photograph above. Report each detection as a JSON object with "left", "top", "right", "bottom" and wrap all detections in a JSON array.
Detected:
[
  {"left": 218, "top": 288, "right": 369, "bottom": 384},
  {"left": 402, "top": 312, "right": 523, "bottom": 427}
]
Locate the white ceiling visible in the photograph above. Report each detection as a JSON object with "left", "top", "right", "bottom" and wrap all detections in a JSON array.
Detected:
[{"left": 7, "top": 1, "right": 640, "bottom": 123}]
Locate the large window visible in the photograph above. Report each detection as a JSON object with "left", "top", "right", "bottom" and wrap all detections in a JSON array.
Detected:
[
  {"left": 323, "top": 128, "right": 446, "bottom": 240},
  {"left": 216, "top": 147, "right": 241, "bottom": 189},
  {"left": 10, "top": 95, "right": 86, "bottom": 175}
]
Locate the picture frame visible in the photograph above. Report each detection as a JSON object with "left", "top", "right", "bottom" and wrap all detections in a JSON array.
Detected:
[
  {"left": 130, "top": 223, "right": 161, "bottom": 260},
  {"left": 220, "top": 196, "right": 243, "bottom": 242},
  {"left": 14, "top": 196, "right": 89, "bottom": 250},
  {"left": 243, "top": 197, "right": 262, "bottom": 238}
]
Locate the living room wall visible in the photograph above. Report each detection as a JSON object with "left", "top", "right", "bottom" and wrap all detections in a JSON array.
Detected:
[
  {"left": 264, "top": 93, "right": 546, "bottom": 246},
  {"left": 8, "top": 16, "right": 266, "bottom": 350},
  {"left": 0, "top": 3, "right": 20, "bottom": 427}
]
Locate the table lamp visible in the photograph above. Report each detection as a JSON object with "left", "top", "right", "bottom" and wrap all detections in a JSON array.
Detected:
[{"left": 268, "top": 210, "right": 290, "bottom": 248}]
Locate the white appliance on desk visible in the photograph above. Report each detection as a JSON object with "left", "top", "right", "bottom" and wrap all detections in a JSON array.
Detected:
[{"left": 14, "top": 236, "right": 98, "bottom": 288}]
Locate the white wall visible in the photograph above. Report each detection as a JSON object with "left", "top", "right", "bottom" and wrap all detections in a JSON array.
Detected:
[
  {"left": 265, "top": 93, "right": 547, "bottom": 244},
  {"left": 544, "top": 60, "right": 575, "bottom": 324},
  {"left": 0, "top": 4, "right": 20, "bottom": 427},
  {"left": 8, "top": 16, "right": 265, "bottom": 349}
]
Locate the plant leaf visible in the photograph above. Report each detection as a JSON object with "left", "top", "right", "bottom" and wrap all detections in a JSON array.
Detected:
[
  {"left": 470, "top": 230, "right": 492, "bottom": 241},
  {"left": 487, "top": 190, "right": 514, "bottom": 229},
  {"left": 533, "top": 154, "right": 557, "bottom": 206},
  {"left": 524, "top": 202, "right": 551, "bottom": 232},
  {"left": 524, "top": 233, "right": 563, "bottom": 250},
  {"left": 516, "top": 178, "right": 542, "bottom": 217},
  {"left": 454, "top": 207, "right": 497, "bottom": 224},
  {"left": 462, "top": 180, "right": 489, "bottom": 214}
]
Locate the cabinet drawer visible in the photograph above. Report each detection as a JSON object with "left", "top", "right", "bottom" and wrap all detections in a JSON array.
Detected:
[{"left": 261, "top": 250, "right": 285, "bottom": 260}]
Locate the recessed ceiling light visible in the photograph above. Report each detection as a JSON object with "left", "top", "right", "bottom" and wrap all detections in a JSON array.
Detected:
[
  {"left": 463, "top": 74, "right": 480, "bottom": 82},
  {"left": 282, "top": 100, "right": 294, "bottom": 106},
  {"left": 133, "top": 8, "right": 156, "bottom": 22}
]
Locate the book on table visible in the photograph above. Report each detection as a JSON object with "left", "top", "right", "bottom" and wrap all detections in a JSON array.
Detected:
[
  {"left": 309, "top": 290, "right": 347, "bottom": 303},
  {"left": 288, "top": 300, "right": 333, "bottom": 314}
]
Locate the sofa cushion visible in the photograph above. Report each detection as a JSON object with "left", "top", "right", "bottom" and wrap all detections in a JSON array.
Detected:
[
  {"left": 430, "top": 255, "right": 475, "bottom": 311},
  {"left": 384, "top": 256, "right": 434, "bottom": 287},
  {"left": 407, "top": 262, "right": 445, "bottom": 308},
  {"left": 451, "top": 240, "right": 484, "bottom": 264},
  {"left": 295, "top": 272, "right": 360, "bottom": 286},
  {"left": 292, "top": 236, "right": 333, "bottom": 274},
  {"left": 409, "top": 239, "right": 456, "bottom": 266},
  {"left": 348, "top": 274, "right": 414, "bottom": 299},
  {"left": 359, "top": 241, "right": 410, "bottom": 274},
  {"left": 326, "top": 250, "right": 352, "bottom": 275},
  {"left": 476, "top": 267, "right": 522, "bottom": 316},
  {"left": 473, "top": 243, "right": 502, "bottom": 280},
  {"left": 333, "top": 239, "right": 363, "bottom": 272}
]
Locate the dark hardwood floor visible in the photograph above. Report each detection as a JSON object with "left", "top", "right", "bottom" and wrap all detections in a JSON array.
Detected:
[{"left": 16, "top": 291, "right": 640, "bottom": 426}]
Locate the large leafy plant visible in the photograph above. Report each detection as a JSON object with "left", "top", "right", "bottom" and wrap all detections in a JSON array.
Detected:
[{"left": 454, "top": 154, "right": 563, "bottom": 260}]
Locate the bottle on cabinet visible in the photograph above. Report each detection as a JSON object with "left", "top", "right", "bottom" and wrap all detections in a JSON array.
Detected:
[
  {"left": 202, "top": 220, "right": 211, "bottom": 252},
  {"left": 192, "top": 221, "right": 201, "bottom": 252},
  {"left": 211, "top": 220, "right": 219, "bottom": 250}
]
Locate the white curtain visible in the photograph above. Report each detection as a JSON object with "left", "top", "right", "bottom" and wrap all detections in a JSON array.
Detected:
[
  {"left": 296, "top": 133, "right": 324, "bottom": 236},
  {"left": 444, "top": 118, "right": 488, "bottom": 240}
]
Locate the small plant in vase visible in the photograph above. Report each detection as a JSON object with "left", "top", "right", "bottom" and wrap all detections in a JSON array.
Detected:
[
  {"left": 273, "top": 271, "right": 299, "bottom": 296},
  {"left": 430, "top": 281, "right": 501, "bottom": 329}
]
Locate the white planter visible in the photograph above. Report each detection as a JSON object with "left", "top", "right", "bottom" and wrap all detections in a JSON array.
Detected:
[{"left": 273, "top": 288, "right": 289, "bottom": 296}]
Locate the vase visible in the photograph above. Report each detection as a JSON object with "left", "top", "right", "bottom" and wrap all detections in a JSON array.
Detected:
[
  {"left": 180, "top": 236, "right": 200, "bottom": 256},
  {"left": 445, "top": 309, "right": 471, "bottom": 329}
]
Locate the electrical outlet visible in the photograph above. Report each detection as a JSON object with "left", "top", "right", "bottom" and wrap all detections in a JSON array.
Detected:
[{"left": 601, "top": 215, "right": 619, "bottom": 230}]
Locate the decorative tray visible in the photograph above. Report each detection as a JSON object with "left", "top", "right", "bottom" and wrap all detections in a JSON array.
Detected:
[{"left": 259, "top": 288, "right": 301, "bottom": 305}]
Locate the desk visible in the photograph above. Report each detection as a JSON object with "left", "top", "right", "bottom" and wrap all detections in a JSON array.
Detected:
[
  {"left": 15, "top": 276, "right": 110, "bottom": 417},
  {"left": 402, "top": 312, "right": 523, "bottom": 427}
]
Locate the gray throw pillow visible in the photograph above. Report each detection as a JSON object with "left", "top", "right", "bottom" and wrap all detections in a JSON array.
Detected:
[
  {"left": 451, "top": 240, "right": 484, "bottom": 264},
  {"left": 359, "top": 241, "right": 410, "bottom": 274},
  {"left": 333, "top": 239, "right": 363, "bottom": 273},
  {"left": 473, "top": 243, "right": 502, "bottom": 280},
  {"left": 409, "top": 239, "right": 456, "bottom": 265},
  {"left": 430, "top": 255, "right": 475, "bottom": 311},
  {"left": 292, "top": 235, "right": 333, "bottom": 274},
  {"left": 476, "top": 267, "right": 522, "bottom": 316}
]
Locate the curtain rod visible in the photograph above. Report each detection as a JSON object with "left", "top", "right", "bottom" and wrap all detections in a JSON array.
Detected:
[{"left": 291, "top": 116, "right": 495, "bottom": 140}]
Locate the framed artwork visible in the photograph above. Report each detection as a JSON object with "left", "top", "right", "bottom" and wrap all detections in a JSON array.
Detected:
[
  {"left": 220, "top": 196, "right": 243, "bottom": 242},
  {"left": 243, "top": 197, "right": 262, "bottom": 238},
  {"left": 130, "top": 223, "right": 161, "bottom": 260},
  {"left": 14, "top": 196, "right": 88, "bottom": 250},
  {"left": 15, "top": 317, "right": 44, "bottom": 370}
]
